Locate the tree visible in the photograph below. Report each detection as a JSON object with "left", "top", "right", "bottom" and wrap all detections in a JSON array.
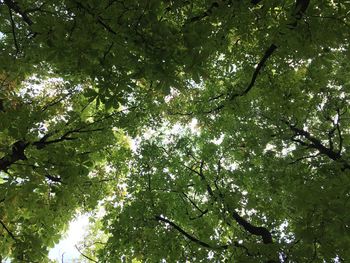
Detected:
[
  {"left": 0, "top": 0, "right": 350, "bottom": 262},
  {"left": 0, "top": 75, "right": 130, "bottom": 261}
]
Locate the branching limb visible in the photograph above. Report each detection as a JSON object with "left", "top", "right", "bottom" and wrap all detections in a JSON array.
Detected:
[
  {"left": 155, "top": 215, "right": 258, "bottom": 257},
  {"left": 189, "top": 0, "right": 263, "bottom": 23},
  {"left": 33, "top": 127, "right": 104, "bottom": 149},
  {"left": 287, "top": 122, "right": 350, "bottom": 170},
  {"left": 187, "top": 159, "right": 274, "bottom": 245},
  {"left": 41, "top": 90, "right": 76, "bottom": 112},
  {"left": 231, "top": 0, "right": 310, "bottom": 99},
  {"left": 287, "top": 0, "right": 310, "bottom": 28},
  {"left": 0, "top": 121, "right": 104, "bottom": 171},
  {"left": 208, "top": 93, "right": 226, "bottom": 102},
  {"left": 289, "top": 124, "right": 341, "bottom": 161},
  {"left": 72, "top": 1, "right": 117, "bottom": 35},
  {"left": 100, "top": 42, "right": 114, "bottom": 64},
  {"left": 182, "top": 192, "right": 208, "bottom": 220},
  {"left": 203, "top": 104, "right": 225, "bottom": 114}
]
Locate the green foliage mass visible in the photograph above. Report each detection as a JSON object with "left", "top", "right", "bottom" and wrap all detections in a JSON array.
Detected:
[{"left": 0, "top": 0, "right": 350, "bottom": 262}]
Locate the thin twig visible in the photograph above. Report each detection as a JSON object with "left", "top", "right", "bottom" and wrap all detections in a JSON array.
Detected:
[{"left": 75, "top": 245, "right": 98, "bottom": 263}]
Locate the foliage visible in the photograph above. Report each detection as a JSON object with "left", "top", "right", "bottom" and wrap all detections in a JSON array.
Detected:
[{"left": 0, "top": 0, "right": 350, "bottom": 262}]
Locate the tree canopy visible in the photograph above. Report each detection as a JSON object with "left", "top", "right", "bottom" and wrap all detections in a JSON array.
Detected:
[{"left": 0, "top": 0, "right": 350, "bottom": 262}]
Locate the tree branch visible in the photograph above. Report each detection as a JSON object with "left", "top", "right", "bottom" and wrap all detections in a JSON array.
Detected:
[
  {"left": 41, "top": 90, "right": 75, "bottom": 112},
  {"left": 189, "top": 0, "right": 263, "bottom": 23},
  {"left": 289, "top": 153, "right": 321, "bottom": 164},
  {"left": 289, "top": 124, "right": 341, "bottom": 161},
  {"left": 288, "top": 0, "right": 311, "bottom": 29},
  {"left": 0, "top": 219, "right": 17, "bottom": 241},
  {"left": 231, "top": 0, "right": 310, "bottom": 99},
  {"left": 45, "top": 174, "right": 62, "bottom": 183},
  {"left": 72, "top": 1, "right": 117, "bottom": 35},
  {"left": 8, "top": 6, "right": 20, "bottom": 55},
  {"left": 293, "top": 0, "right": 310, "bottom": 20},
  {"left": 3, "top": 0, "right": 33, "bottom": 26},
  {"left": 182, "top": 192, "right": 208, "bottom": 220},
  {"left": 0, "top": 141, "right": 29, "bottom": 171},
  {"left": 242, "top": 44, "right": 277, "bottom": 97},
  {"left": 187, "top": 159, "right": 274, "bottom": 244},
  {"left": 189, "top": 2, "right": 219, "bottom": 23},
  {"left": 33, "top": 127, "right": 104, "bottom": 149},
  {"left": 75, "top": 245, "right": 98, "bottom": 263},
  {"left": 229, "top": 44, "right": 277, "bottom": 100},
  {"left": 231, "top": 211, "right": 273, "bottom": 244},
  {"left": 288, "top": 123, "right": 350, "bottom": 170},
  {"left": 155, "top": 215, "right": 218, "bottom": 249}
]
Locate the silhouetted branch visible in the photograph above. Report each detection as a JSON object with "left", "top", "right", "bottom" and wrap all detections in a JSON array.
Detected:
[
  {"left": 187, "top": 159, "right": 274, "bottom": 244},
  {"left": 231, "top": 211, "right": 273, "bottom": 244},
  {"left": 288, "top": 122, "right": 350, "bottom": 170},
  {"left": 8, "top": 6, "right": 19, "bottom": 55},
  {"left": 0, "top": 141, "right": 29, "bottom": 171},
  {"left": 0, "top": 219, "right": 17, "bottom": 241},
  {"left": 41, "top": 90, "right": 75, "bottom": 112},
  {"left": 289, "top": 153, "right": 321, "bottom": 164},
  {"left": 241, "top": 44, "right": 277, "bottom": 97},
  {"left": 45, "top": 174, "right": 62, "bottom": 183},
  {"left": 189, "top": 2, "right": 219, "bottom": 23},
  {"left": 4, "top": 0, "right": 33, "bottom": 25},
  {"left": 155, "top": 215, "right": 216, "bottom": 249},
  {"left": 75, "top": 245, "right": 98, "bottom": 263},
  {"left": 182, "top": 192, "right": 209, "bottom": 220},
  {"left": 72, "top": 1, "right": 117, "bottom": 35}
]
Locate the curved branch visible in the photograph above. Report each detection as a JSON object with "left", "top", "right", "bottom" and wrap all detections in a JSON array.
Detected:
[
  {"left": 155, "top": 215, "right": 216, "bottom": 249},
  {"left": 231, "top": 211, "right": 272, "bottom": 244},
  {"left": 231, "top": 0, "right": 310, "bottom": 99},
  {"left": 75, "top": 245, "right": 98, "bottom": 263},
  {"left": 187, "top": 160, "right": 273, "bottom": 244},
  {"left": 242, "top": 44, "right": 277, "bottom": 97}
]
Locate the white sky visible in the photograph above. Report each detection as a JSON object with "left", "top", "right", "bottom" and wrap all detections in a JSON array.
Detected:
[{"left": 49, "top": 214, "right": 90, "bottom": 262}]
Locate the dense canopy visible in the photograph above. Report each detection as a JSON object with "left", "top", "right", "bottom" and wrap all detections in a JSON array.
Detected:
[{"left": 0, "top": 0, "right": 350, "bottom": 262}]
